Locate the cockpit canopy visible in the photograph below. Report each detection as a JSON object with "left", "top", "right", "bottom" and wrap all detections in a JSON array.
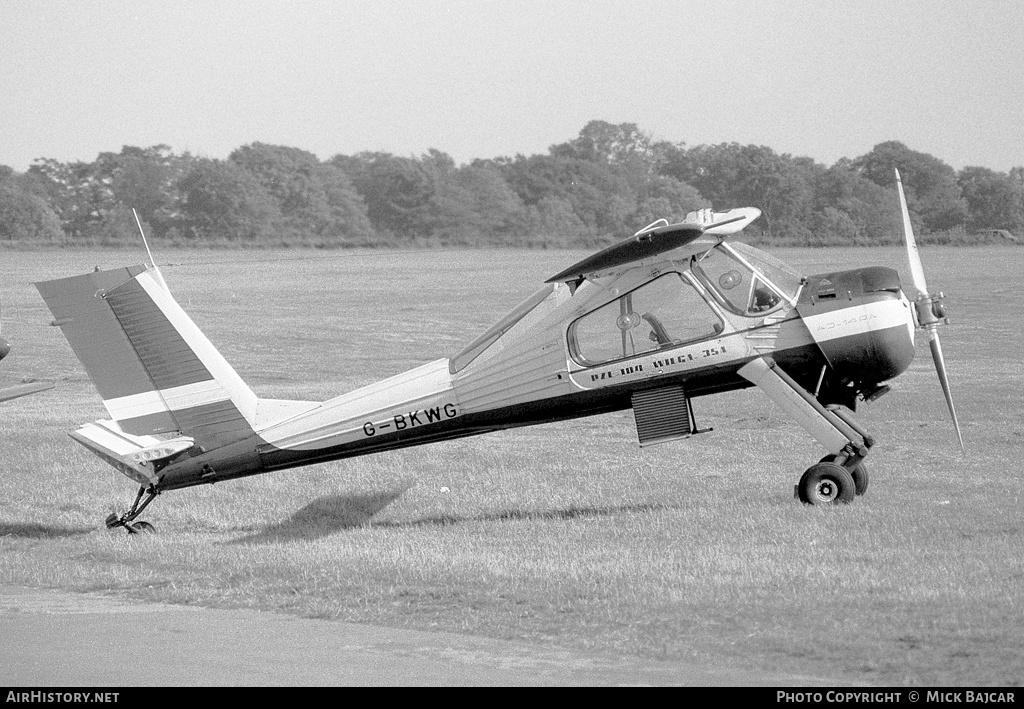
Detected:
[{"left": 450, "top": 238, "right": 804, "bottom": 374}]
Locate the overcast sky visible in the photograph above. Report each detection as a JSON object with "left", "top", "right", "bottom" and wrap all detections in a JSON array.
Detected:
[{"left": 2, "top": 0, "right": 1022, "bottom": 173}]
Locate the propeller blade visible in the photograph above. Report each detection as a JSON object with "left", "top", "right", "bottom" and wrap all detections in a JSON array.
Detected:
[
  {"left": 895, "top": 168, "right": 929, "bottom": 298},
  {"left": 926, "top": 328, "right": 965, "bottom": 453},
  {"left": 895, "top": 168, "right": 965, "bottom": 452}
]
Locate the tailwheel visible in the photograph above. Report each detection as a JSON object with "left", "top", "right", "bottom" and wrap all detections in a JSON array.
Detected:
[
  {"left": 104, "top": 485, "right": 160, "bottom": 534},
  {"left": 819, "top": 454, "right": 869, "bottom": 496},
  {"left": 797, "top": 462, "right": 856, "bottom": 505}
]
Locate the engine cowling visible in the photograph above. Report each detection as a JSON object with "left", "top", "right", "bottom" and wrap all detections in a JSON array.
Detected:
[{"left": 795, "top": 267, "right": 916, "bottom": 407}]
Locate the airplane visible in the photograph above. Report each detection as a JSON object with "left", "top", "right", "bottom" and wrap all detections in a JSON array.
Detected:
[
  {"left": 35, "top": 169, "right": 962, "bottom": 533},
  {"left": 0, "top": 308, "right": 54, "bottom": 403}
]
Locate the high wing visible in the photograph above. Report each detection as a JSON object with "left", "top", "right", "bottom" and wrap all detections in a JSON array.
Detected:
[{"left": 546, "top": 207, "right": 762, "bottom": 283}]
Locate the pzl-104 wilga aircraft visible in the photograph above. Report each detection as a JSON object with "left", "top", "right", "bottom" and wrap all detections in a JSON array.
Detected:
[{"left": 37, "top": 169, "right": 962, "bottom": 532}]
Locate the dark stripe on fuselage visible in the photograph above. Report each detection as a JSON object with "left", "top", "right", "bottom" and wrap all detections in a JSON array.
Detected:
[{"left": 154, "top": 354, "right": 795, "bottom": 491}]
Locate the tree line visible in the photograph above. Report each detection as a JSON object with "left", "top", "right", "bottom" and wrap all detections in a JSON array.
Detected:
[{"left": 2, "top": 121, "right": 1022, "bottom": 248}]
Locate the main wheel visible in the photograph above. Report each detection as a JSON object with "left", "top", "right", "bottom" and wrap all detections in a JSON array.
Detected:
[
  {"left": 819, "top": 455, "right": 869, "bottom": 496},
  {"left": 798, "top": 462, "right": 856, "bottom": 505},
  {"left": 128, "top": 521, "right": 156, "bottom": 534},
  {"left": 850, "top": 463, "right": 868, "bottom": 496}
]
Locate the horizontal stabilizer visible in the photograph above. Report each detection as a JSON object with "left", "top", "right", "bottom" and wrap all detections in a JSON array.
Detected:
[{"left": 69, "top": 420, "right": 168, "bottom": 486}]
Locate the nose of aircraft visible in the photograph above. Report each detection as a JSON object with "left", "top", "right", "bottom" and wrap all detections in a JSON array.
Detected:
[
  {"left": 796, "top": 267, "right": 917, "bottom": 403},
  {"left": 0, "top": 337, "right": 10, "bottom": 361}
]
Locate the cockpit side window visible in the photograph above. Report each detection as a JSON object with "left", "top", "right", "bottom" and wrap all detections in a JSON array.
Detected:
[
  {"left": 694, "top": 249, "right": 758, "bottom": 314},
  {"left": 729, "top": 241, "right": 802, "bottom": 300},
  {"left": 568, "top": 273, "right": 723, "bottom": 366},
  {"left": 692, "top": 243, "right": 799, "bottom": 317}
]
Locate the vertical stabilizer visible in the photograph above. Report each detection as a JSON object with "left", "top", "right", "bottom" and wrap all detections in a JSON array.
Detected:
[{"left": 37, "top": 266, "right": 257, "bottom": 447}]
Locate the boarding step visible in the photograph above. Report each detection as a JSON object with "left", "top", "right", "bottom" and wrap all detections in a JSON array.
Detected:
[{"left": 631, "top": 385, "right": 711, "bottom": 447}]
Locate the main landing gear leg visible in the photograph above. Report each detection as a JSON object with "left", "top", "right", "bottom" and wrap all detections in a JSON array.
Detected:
[
  {"left": 820, "top": 405, "right": 872, "bottom": 496},
  {"left": 105, "top": 485, "right": 160, "bottom": 534},
  {"left": 738, "top": 357, "right": 874, "bottom": 506}
]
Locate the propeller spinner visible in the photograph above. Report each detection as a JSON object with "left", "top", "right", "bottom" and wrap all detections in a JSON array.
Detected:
[{"left": 895, "top": 168, "right": 965, "bottom": 452}]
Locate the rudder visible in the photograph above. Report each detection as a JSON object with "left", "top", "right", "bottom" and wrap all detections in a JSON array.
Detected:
[{"left": 37, "top": 266, "right": 258, "bottom": 448}]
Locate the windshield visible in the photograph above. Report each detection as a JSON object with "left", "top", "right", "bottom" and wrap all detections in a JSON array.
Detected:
[{"left": 692, "top": 242, "right": 801, "bottom": 317}]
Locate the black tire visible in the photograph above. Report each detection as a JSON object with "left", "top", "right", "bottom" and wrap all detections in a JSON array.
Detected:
[
  {"left": 798, "top": 462, "right": 856, "bottom": 505},
  {"left": 132, "top": 521, "right": 157, "bottom": 533},
  {"left": 819, "top": 455, "right": 869, "bottom": 496},
  {"left": 850, "top": 463, "right": 869, "bottom": 496}
]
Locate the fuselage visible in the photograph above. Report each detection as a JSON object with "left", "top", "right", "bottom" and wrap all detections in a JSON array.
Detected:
[{"left": 154, "top": 242, "right": 917, "bottom": 491}]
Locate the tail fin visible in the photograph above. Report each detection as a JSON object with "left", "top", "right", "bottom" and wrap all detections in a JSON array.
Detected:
[{"left": 37, "top": 266, "right": 258, "bottom": 448}]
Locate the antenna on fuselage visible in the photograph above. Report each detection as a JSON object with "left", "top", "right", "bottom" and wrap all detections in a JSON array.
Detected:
[{"left": 133, "top": 208, "right": 169, "bottom": 291}]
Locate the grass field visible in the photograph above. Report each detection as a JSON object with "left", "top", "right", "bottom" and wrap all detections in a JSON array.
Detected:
[{"left": 1, "top": 245, "right": 1021, "bottom": 686}]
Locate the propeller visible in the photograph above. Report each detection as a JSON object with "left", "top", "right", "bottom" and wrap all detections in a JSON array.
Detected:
[{"left": 895, "top": 168, "right": 965, "bottom": 452}]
